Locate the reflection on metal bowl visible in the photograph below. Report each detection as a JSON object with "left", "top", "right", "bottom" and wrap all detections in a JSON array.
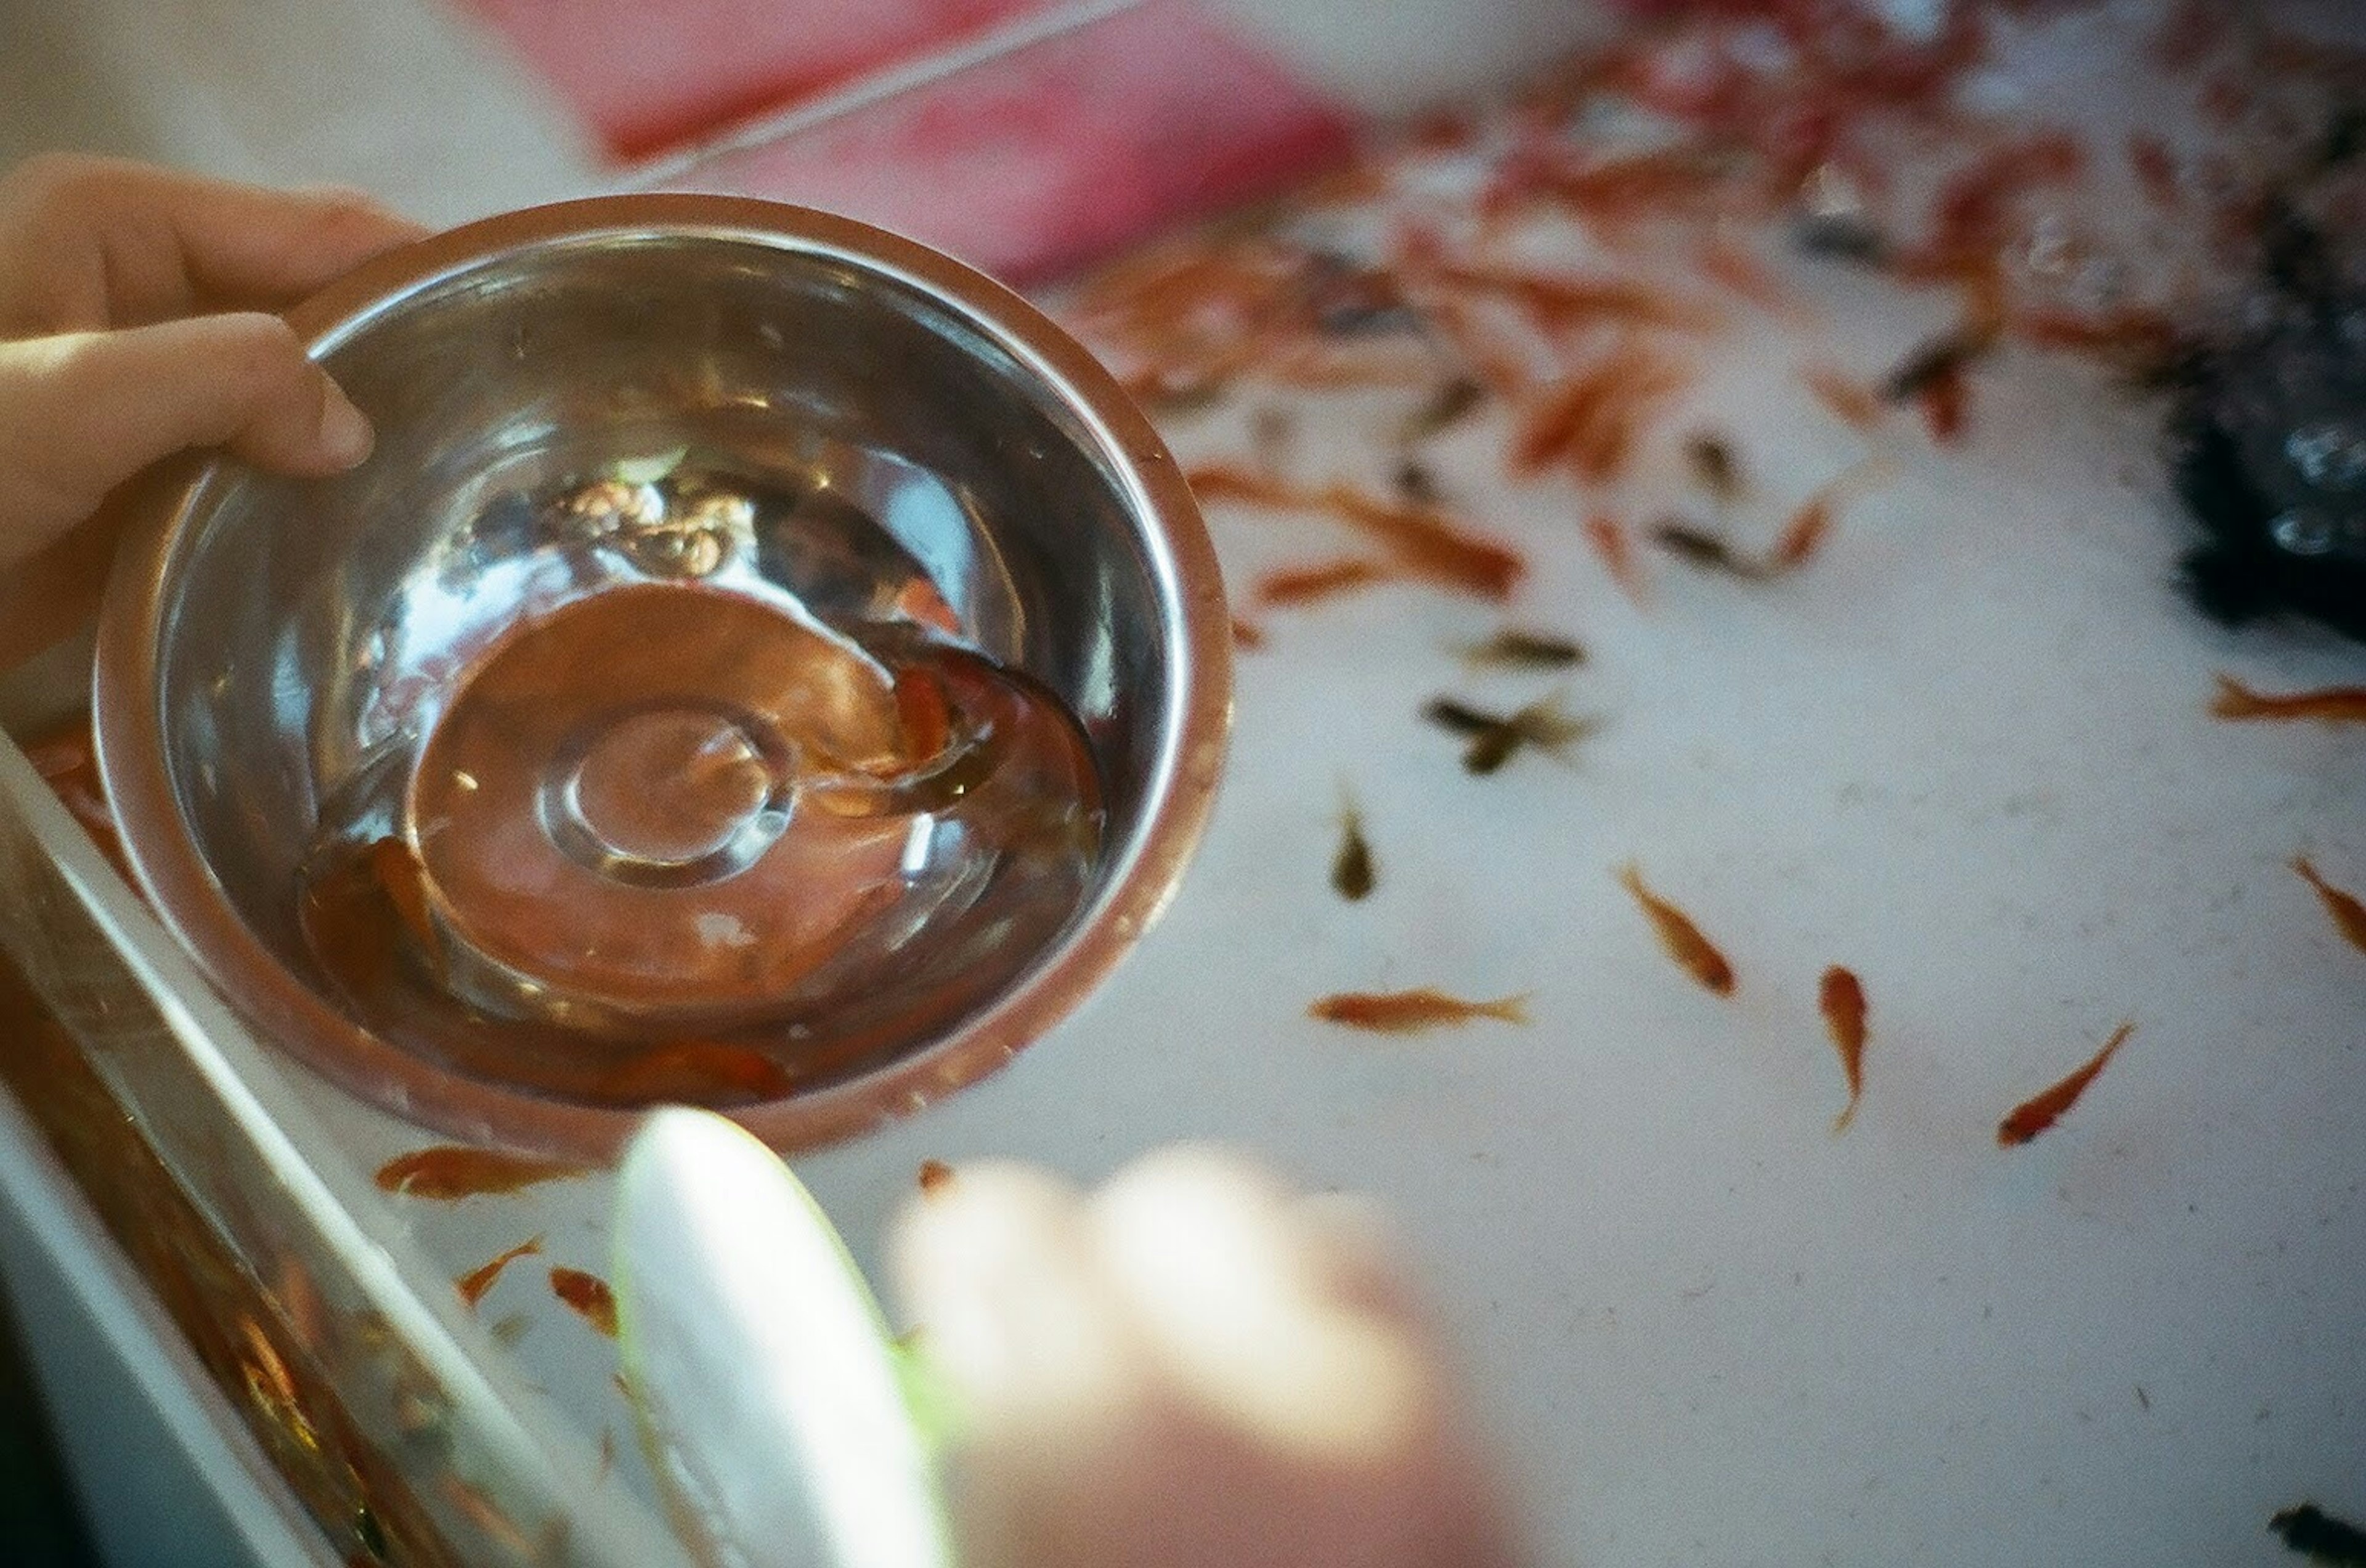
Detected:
[{"left": 94, "top": 195, "right": 1228, "bottom": 1157}]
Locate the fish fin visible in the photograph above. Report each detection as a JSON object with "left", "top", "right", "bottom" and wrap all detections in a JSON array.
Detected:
[{"left": 2209, "top": 673, "right": 2257, "bottom": 717}]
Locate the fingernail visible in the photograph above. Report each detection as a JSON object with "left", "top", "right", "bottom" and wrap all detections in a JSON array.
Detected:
[{"left": 317, "top": 380, "right": 373, "bottom": 468}]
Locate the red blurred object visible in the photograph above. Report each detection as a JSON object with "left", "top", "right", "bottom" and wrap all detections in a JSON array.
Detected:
[
  {"left": 672, "top": 1, "right": 1354, "bottom": 283},
  {"left": 452, "top": 0, "right": 1053, "bottom": 160}
]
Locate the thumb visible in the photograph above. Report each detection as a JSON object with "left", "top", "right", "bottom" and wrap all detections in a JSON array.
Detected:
[{"left": 0, "top": 312, "right": 373, "bottom": 571}]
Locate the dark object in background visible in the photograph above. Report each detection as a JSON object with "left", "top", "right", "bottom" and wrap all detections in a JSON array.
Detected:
[
  {"left": 2271, "top": 1501, "right": 2366, "bottom": 1565},
  {"left": 2170, "top": 208, "right": 2366, "bottom": 644},
  {"left": 0, "top": 1288, "right": 99, "bottom": 1568}
]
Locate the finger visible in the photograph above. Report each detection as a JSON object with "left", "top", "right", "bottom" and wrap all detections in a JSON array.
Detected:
[
  {"left": 0, "top": 153, "right": 425, "bottom": 333},
  {"left": 0, "top": 316, "right": 372, "bottom": 572},
  {"left": 1089, "top": 1147, "right": 1438, "bottom": 1464},
  {"left": 890, "top": 1161, "right": 1139, "bottom": 1423}
]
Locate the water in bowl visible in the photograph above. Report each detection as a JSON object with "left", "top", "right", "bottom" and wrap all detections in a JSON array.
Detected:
[{"left": 293, "top": 453, "right": 1104, "bottom": 1110}]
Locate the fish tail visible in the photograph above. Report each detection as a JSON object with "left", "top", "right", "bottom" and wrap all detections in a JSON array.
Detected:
[
  {"left": 1484, "top": 993, "right": 1532, "bottom": 1025},
  {"left": 2291, "top": 854, "right": 2323, "bottom": 890},
  {"left": 2209, "top": 674, "right": 2262, "bottom": 717},
  {"left": 1830, "top": 1100, "right": 1858, "bottom": 1137},
  {"left": 1614, "top": 860, "right": 1646, "bottom": 899}
]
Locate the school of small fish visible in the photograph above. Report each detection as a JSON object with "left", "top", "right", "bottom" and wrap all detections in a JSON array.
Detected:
[{"left": 1063, "top": 0, "right": 2362, "bottom": 1158}]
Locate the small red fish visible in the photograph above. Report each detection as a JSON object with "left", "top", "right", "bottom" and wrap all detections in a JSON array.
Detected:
[
  {"left": 1184, "top": 465, "right": 1524, "bottom": 602},
  {"left": 2208, "top": 675, "right": 2366, "bottom": 725},
  {"left": 890, "top": 666, "right": 954, "bottom": 767},
  {"left": 1425, "top": 258, "right": 1722, "bottom": 335},
  {"left": 1819, "top": 966, "right": 1868, "bottom": 1133},
  {"left": 1772, "top": 459, "right": 1887, "bottom": 571},
  {"left": 1917, "top": 360, "right": 1970, "bottom": 444},
  {"left": 1616, "top": 863, "right": 1736, "bottom": 996},
  {"left": 1254, "top": 557, "right": 1396, "bottom": 609},
  {"left": 1696, "top": 234, "right": 1810, "bottom": 320},
  {"left": 375, "top": 1147, "right": 588, "bottom": 1201},
  {"left": 1996, "top": 1020, "right": 2137, "bottom": 1147},
  {"left": 917, "top": 1159, "right": 956, "bottom": 1195},
  {"left": 593, "top": 1041, "right": 795, "bottom": 1105},
  {"left": 1319, "top": 484, "right": 1525, "bottom": 601},
  {"left": 1310, "top": 988, "right": 1529, "bottom": 1033},
  {"left": 2124, "top": 133, "right": 2182, "bottom": 208},
  {"left": 1801, "top": 362, "right": 1883, "bottom": 431},
  {"left": 1584, "top": 513, "right": 1647, "bottom": 606},
  {"left": 2291, "top": 857, "right": 2366, "bottom": 955},
  {"left": 455, "top": 1237, "right": 543, "bottom": 1309},
  {"left": 1184, "top": 462, "right": 1305, "bottom": 509},
  {"left": 549, "top": 1267, "right": 619, "bottom": 1337}
]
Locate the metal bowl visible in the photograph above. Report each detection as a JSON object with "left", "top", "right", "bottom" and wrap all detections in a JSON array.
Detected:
[{"left": 94, "top": 195, "right": 1227, "bottom": 1158}]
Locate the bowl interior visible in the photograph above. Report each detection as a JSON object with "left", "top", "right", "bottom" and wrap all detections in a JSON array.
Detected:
[{"left": 126, "top": 216, "right": 1209, "bottom": 1140}]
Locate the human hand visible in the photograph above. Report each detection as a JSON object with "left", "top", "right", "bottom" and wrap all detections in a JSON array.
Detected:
[
  {"left": 0, "top": 155, "right": 424, "bottom": 666},
  {"left": 890, "top": 1147, "right": 1522, "bottom": 1568}
]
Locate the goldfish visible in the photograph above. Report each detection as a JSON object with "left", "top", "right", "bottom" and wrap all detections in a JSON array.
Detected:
[
  {"left": 374, "top": 1147, "right": 589, "bottom": 1201},
  {"left": 1996, "top": 1020, "right": 2137, "bottom": 1147},
  {"left": 1183, "top": 465, "right": 1524, "bottom": 601},
  {"left": 1801, "top": 362, "right": 1884, "bottom": 430},
  {"left": 1254, "top": 558, "right": 1396, "bottom": 609},
  {"left": 1772, "top": 458, "right": 1888, "bottom": 571},
  {"left": 2291, "top": 857, "right": 2366, "bottom": 955},
  {"left": 1309, "top": 988, "right": 1530, "bottom": 1033},
  {"left": 1584, "top": 513, "right": 1647, "bottom": 605},
  {"left": 593, "top": 1041, "right": 795, "bottom": 1105},
  {"left": 549, "top": 1267, "right": 619, "bottom": 1337},
  {"left": 2208, "top": 675, "right": 2366, "bottom": 724},
  {"left": 1320, "top": 483, "right": 1525, "bottom": 601},
  {"left": 1819, "top": 966, "right": 1868, "bottom": 1133},
  {"left": 1615, "top": 863, "right": 1736, "bottom": 996},
  {"left": 1457, "top": 629, "right": 1586, "bottom": 670},
  {"left": 1696, "top": 235, "right": 1810, "bottom": 320},
  {"left": 455, "top": 1237, "right": 543, "bottom": 1309}
]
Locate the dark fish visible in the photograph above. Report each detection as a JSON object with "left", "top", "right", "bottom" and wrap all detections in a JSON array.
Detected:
[
  {"left": 2271, "top": 1503, "right": 2366, "bottom": 1564},
  {"left": 1332, "top": 795, "right": 1376, "bottom": 901},
  {"left": 1880, "top": 329, "right": 1994, "bottom": 403},
  {"left": 1683, "top": 433, "right": 1744, "bottom": 503},
  {"left": 1650, "top": 519, "right": 1770, "bottom": 579},
  {"left": 1393, "top": 458, "right": 1442, "bottom": 507},
  {"left": 1398, "top": 375, "right": 1487, "bottom": 443},
  {"left": 1422, "top": 694, "right": 1594, "bottom": 774},
  {"left": 1457, "top": 630, "right": 1585, "bottom": 670}
]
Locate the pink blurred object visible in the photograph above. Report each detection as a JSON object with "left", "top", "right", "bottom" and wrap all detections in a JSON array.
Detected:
[
  {"left": 656, "top": 1, "right": 1356, "bottom": 284},
  {"left": 451, "top": 0, "right": 1052, "bottom": 158}
]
